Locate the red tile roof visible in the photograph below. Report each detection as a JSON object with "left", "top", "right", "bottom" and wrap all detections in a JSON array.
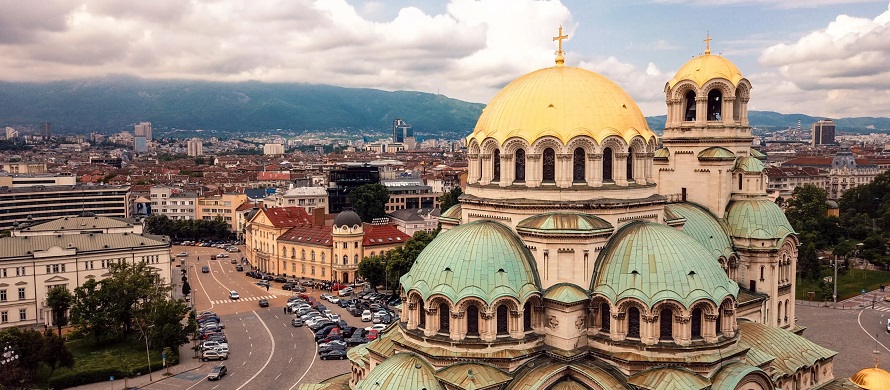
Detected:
[
  {"left": 262, "top": 207, "right": 312, "bottom": 228},
  {"left": 784, "top": 157, "right": 832, "bottom": 166},
  {"left": 363, "top": 224, "right": 411, "bottom": 247},
  {"left": 237, "top": 202, "right": 257, "bottom": 211},
  {"left": 279, "top": 224, "right": 333, "bottom": 246},
  {"left": 257, "top": 172, "right": 291, "bottom": 181}
]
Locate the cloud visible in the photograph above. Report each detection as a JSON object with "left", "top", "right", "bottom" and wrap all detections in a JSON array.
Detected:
[
  {"left": 756, "top": 3, "right": 890, "bottom": 116},
  {"left": 577, "top": 56, "right": 668, "bottom": 115},
  {"left": 0, "top": 0, "right": 571, "bottom": 104},
  {"left": 648, "top": 0, "right": 886, "bottom": 9}
]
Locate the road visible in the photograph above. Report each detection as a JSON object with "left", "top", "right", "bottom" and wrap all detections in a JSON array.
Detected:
[{"left": 147, "top": 245, "right": 352, "bottom": 389}]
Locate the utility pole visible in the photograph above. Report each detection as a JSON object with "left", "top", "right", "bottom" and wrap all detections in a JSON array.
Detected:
[{"left": 834, "top": 255, "right": 839, "bottom": 307}]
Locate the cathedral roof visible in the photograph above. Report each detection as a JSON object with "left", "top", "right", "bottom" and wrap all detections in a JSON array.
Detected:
[
  {"left": 517, "top": 212, "right": 613, "bottom": 237},
  {"left": 850, "top": 366, "right": 890, "bottom": 390},
  {"left": 654, "top": 147, "right": 670, "bottom": 161},
  {"left": 355, "top": 352, "right": 442, "bottom": 390},
  {"left": 591, "top": 221, "right": 738, "bottom": 308},
  {"left": 504, "top": 359, "right": 629, "bottom": 390},
  {"left": 467, "top": 65, "right": 655, "bottom": 147},
  {"left": 737, "top": 321, "right": 837, "bottom": 380},
  {"left": 627, "top": 367, "right": 710, "bottom": 390},
  {"left": 543, "top": 283, "right": 589, "bottom": 304},
  {"left": 709, "top": 362, "right": 771, "bottom": 390},
  {"left": 724, "top": 199, "right": 795, "bottom": 243},
  {"left": 733, "top": 156, "right": 765, "bottom": 173},
  {"left": 435, "top": 362, "right": 511, "bottom": 390},
  {"left": 401, "top": 220, "right": 541, "bottom": 304},
  {"left": 668, "top": 53, "right": 745, "bottom": 89},
  {"left": 439, "top": 204, "right": 462, "bottom": 223},
  {"left": 697, "top": 146, "right": 737, "bottom": 161},
  {"left": 749, "top": 148, "right": 767, "bottom": 161},
  {"left": 665, "top": 202, "right": 734, "bottom": 260}
]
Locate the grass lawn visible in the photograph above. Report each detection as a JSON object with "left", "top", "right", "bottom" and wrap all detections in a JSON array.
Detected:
[
  {"left": 35, "top": 335, "right": 169, "bottom": 388},
  {"left": 796, "top": 268, "right": 890, "bottom": 301}
]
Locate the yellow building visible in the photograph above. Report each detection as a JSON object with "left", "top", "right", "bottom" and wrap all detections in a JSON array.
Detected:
[
  {"left": 196, "top": 193, "right": 248, "bottom": 232},
  {"left": 244, "top": 207, "right": 312, "bottom": 275}
]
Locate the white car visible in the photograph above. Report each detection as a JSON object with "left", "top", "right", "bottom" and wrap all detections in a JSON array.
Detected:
[
  {"left": 365, "top": 324, "right": 387, "bottom": 332},
  {"left": 361, "top": 310, "right": 372, "bottom": 322},
  {"left": 202, "top": 341, "right": 229, "bottom": 350},
  {"left": 328, "top": 314, "right": 341, "bottom": 322},
  {"left": 338, "top": 288, "right": 353, "bottom": 297},
  {"left": 177, "top": 252, "right": 189, "bottom": 257},
  {"left": 229, "top": 291, "right": 240, "bottom": 300},
  {"left": 217, "top": 253, "right": 228, "bottom": 258},
  {"left": 213, "top": 346, "right": 230, "bottom": 355},
  {"left": 328, "top": 297, "right": 340, "bottom": 304}
]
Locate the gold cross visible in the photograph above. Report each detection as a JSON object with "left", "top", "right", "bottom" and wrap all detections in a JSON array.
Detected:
[
  {"left": 553, "top": 25, "right": 568, "bottom": 55},
  {"left": 704, "top": 33, "right": 712, "bottom": 55}
]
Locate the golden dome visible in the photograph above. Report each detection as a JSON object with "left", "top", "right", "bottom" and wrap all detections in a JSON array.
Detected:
[
  {"left": 468, "top": 65, "right": 656, "bottom": 147},
  {"left": 668, "top": 53, "right": 744, "bottom": 89},
  {"left": 851, "top": 366, "right": 890, "bottom": 389}
]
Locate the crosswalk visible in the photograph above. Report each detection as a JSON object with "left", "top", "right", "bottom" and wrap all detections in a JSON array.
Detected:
[{"left": 211, "top": 295, "right": 277, "bottom": 305}]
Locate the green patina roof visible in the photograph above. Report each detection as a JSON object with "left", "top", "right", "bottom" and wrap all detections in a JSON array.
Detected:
[
  {"left": 591, "top": 221, "right": 738, "bottom": 308},
  {"left": 666, "top": 202, "right": 734, "bottom": 259},
  {"left": 628, "top": 367, "right": 710, "bottom": 390},
  {"left": 436, "top": 362, "right": 511, "bottom": 390},
  {"left": 737, "top": 320, "right": 837, "bottom": 379},
  {"left": 347, "top": 343, "right": 370, "bottom": 365},
  {"left": 654, "top": 148, "right": 670, "bottom": 160},
  {"left": 698, "top": 146, "right": 737, "bottom": 161},
  {"left": 401, "top": 220, "right": 541, "bottom": 304},
  {"left": 543, "top": 283, "right": 589, "bottom": 304},
  {"left": 709, "top": 362, "right": 770, "bottom": 390},
  {"left": 517, "top": 212, "right": 614, "bottom": 236},
  {"left": 724, "top": 199, "right": 795, "bottom": 242},
  {"left": 749, "top": 148, "right": 767, "bottom": 160},
  {"left": 355, "top": 352, "right": 443, "bottom": 390},
  {"left": 733, "top": 156, "right": 765, "bottom": 173},
  {"left": 505, "top": 360, "right": 629, "bottom": 390},
  {"left": 439, "top": 204, "right": 462, "bottom": 222}
]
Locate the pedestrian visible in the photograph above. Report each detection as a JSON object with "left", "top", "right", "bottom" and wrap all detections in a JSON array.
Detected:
[{"left": 283, "top": 306, "right": 287, "bottom": 314}]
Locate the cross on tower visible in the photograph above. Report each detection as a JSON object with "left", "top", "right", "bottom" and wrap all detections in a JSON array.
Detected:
[
  {"left": 553, "top": 25, "right": 568, "bottom": 55},
  {"left": 704, "top": 33, "right": 712, "bottom": 55}
]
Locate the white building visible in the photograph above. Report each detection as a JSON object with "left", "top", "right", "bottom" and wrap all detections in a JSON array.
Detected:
[
  {"left": 150, "top": 186, "right": 197, "bottom": 220},
  {"left": 263, "top": 143, "right": 285, "bottom": 156},
  {"left": 263, "top": 186, "right": 329, "bottom": 214},
  {"left": 135, "top": 122, "right": 152, "bottom": 140},
  {"left": 187, "top": 138, "right": 203, "bottom": 157}
]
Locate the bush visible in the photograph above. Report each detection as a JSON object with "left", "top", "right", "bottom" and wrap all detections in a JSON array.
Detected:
[{"left": 43, "top": 339, "right": 179, "bottom": 389}]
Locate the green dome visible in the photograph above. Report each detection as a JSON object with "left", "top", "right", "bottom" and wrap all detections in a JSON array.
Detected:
[
  {"left": 750, "top": 148, "right": 767, "bottom": 161},
  {"left": 665, "top": 203, "right": 734, "bottom": 260},
  {"left": 725, "top": 199, "right": 795, "bottom": 243},
  {"left": 591, "top": 221, "right": 738, "bottom": 308},
  {"left": 355, "top": 352, "right": 443, "bottom": 390},
  {"left": 401, "top": 220, "right": 541, "bottom": 304},
  {"left": 654, "top": 147, "right": 670, "bottom": 161},
  {"left": 543, "top": 283, "right": 589, "bottom": 304},
  {"left": 439, "top": 204, "right": 462, "bottom": 223},
  {"left": 698, "top": 146, "right": 736, "bottom": 161},
  {"left": 517, "top": 212, "right": 613, "bottom": 236},
  {"left": 733, "top": 156, "right": 764, "bottom": 173}
]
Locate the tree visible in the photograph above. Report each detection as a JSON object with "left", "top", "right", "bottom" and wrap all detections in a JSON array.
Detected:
[
  {"left": 0, "top": 328, "right": 53, "bottom": 389},
  {"left": 40, "top": 330, "right": 74, "bottom": 382},
  {"left": 349, "top": 183, "right": 390, "bottom": 222},
  {"left": 439, "top": 187, "right": 463, "bottom": 212},
  {"left": 785, "top": 184, "right": 836, "bottom": 248},
  {"left": 46, "top": 286, "right": 74, "bottom": 337},
  {"left": 357, "top": 256, "right": 386, "bottom": 292},
  {"left": 70, "top": 278, "right": 117, "bottom": 345},
  {"left": 798, "top": 242, "right": 822, "bottom": 281}
]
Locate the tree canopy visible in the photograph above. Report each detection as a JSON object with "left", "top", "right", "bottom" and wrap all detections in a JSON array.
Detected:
[
  {"left": 358, "top": 229, "right": 439, "bottom": 291},
  {"left": 0, "top": 328, "right": 73, "bottom": 389},
  {"left": 784, "top": 184, "right": 841, "bottom": 249},
  {"left": 349, "top": 183, "right": 390, "bottom": 222},
  {"left": 438, "top": 187, "right": 463, "bottom": 212},
  {"left": 144, "top": 214, "right": 231, "bottom": 240}
]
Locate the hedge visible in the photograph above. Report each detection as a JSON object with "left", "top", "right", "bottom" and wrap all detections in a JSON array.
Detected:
[{"left": 46, "top": 349, "right": 179, "bottom": 389}]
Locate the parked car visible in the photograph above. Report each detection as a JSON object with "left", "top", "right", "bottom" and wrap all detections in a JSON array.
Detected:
[
  {"left": 258, "top": 299, "right": 269, "bottom": 307},
  {"left": 317, "top": 344, "right": 346, "bottom": 355},
  {"left": 291, "top": 318, "right": 304, "bottom": 327},
  {"left": 338, "top": 287, "right": 353, "bottom": 297},
  {"left": 177, "top": 252, "right": 189, "bottom": 257},
  {"left": 345, "top": 335, "right": 367, "bottom": 346},
  {"left": 201, "top": 266, "right": 210, "bottom": 273},
  {"left": 318, "top": 340, "right": 347, "bottom": 349},
  {"left": 361, "top": 310, "right": 372, "bottom": 322},
  {"left": 217, "top": 253, "right": 228, "bottom": 258},
  {"left": 309, "top": 320, "right": 335, "bottom": 331},
  {"left": 365, "top": 324, "right": 387, "bottom": 332},
  {"left": 273, "top": 276, "right": 287, "bottom": 283},
  {"left": 207, "top": 365, "right": 227, "bottom": 380},
  {"left": 235, "top": 265, "right": 243, "bottom": 271},
  {"left": 229, "top": 291, "right": 240, "bottom": 300},
  {"left": 366, "top": 330, "right": 379, "bottom": 340},
  {"left": 202, "top": 350, "right": 228, "bottom": 362},
  {"left": 320, "top": 350, "right": 347, "bottom": 360},
  {"left": 201, "top": 340, "right": 229, "bottom": 350}
]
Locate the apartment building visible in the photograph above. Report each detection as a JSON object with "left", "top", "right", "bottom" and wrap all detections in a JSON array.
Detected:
[
  {"left": 150, "top": 186, "right": 198, "bottom": 220},
  {"left": 0, "top": 183, "right": 129, "bottom": 231},
  {"left": 196, "top": 193, "right": 248, "bottom": 232}
]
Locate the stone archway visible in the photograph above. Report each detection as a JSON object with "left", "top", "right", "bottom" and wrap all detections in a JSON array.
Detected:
[{"left": 342, "top": 272, "right": 349, "bottom": 284}]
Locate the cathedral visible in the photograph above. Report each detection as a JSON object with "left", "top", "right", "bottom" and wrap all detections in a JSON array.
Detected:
[{"left": 303, "top": 32, "right": 866, "bottom": 390}]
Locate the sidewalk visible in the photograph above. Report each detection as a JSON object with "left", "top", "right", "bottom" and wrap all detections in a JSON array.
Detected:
[
  {"left": 797, "top": 286, "right": 890, "bottom": 310},
  {"left": 70, "top": 342, "right": 205, "bottom": 390}
]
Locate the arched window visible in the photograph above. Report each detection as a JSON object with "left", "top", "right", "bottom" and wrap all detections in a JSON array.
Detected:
[
  {"left": 301, "top": 249, "right": 306, "bottom": 260},
  {"left": 542, "top": 148, "right": 555, "bottom": 182},
  {"left": 467, "top": 305, "right": 479, "bottom": 336},
  {"left": 477, "top": 155, "right": 483, "bottom": 182},
  {"left": 603, "top": 147, "right": 614, "bottom": 182},
  {"left": 496, "top": 304, "right": 509, "bottom": 335},
  {"left": 626, "top": 146, "right": 635, "bottom": 181},
  {"left": 492, "top": 149, "right": 501, "bottom": 182},
  {"left": 523, "top": 302, "right": 532, "bottom": 331},
  {"left": 311, "top": 251, "right": 315, "bottom": 261},
  {"left": 734, "top": 88, "right": 743, "bottom": 121},
  {"left": 691, "top": 308, "right": 703, "bottom": 339},
  {"left": 777, "top": 303, "right": 783, "bottom": 325},
  {"left": 684, "top": 90, "right": 697, "bottom": 121},
  {"left": 291, "top": 248, "right": 295, "bottom": 258},
  {"left": 659, "top": 308, "right": 673, "bottom": 341},
  {"left": 354, "top": 254, "right": 359, "bottom": 264},
  {"left": 573, "top": 147, "right": 585, "bottom": 182},
  {"left": 715, "top": 312, "right": 722, "bottom": 336},
  {"left": 627, "top": 307, "right": 641, "bottom": 338},
  {"left": 321, "top": 253, "right": 326, "bottom": 263},
  {"left": 342, "top": 255, "right": 348, "bottom": 265},
  {"left": 600, "top": 303, "right": 611, "bottom": 332},
  {"left": 738, "top": 174, "right": 743, "bottom": 190},
  {"left": 418, "top": 300, "right": 426, "bottom": 329},
  {"left": 784, "top": 300, "right": 789, "bottom": 322},
  {"left": 707, "top": 89, "right": 722, "bottom": 121},
  {"left": 438, "top": 303, "right": 450, "bottom": 334},
  {"left": 515, "top": 149, "right": 526, "bottom": 182}
]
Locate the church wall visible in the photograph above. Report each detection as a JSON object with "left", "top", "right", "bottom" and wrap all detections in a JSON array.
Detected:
[
  {"left": 542, "top": 300, "right": 588, "bottom": 351},
  {"left": 521, "top": 235, "right": 608, "bottom": 289}
]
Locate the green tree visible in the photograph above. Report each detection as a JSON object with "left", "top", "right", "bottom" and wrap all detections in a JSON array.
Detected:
[
  {"left": 785, "top": 184, "right": 837, "bottom": 248},
  {"left": 40, "top": 330, "right": 74, "bottom": 383},
  {"left": 860, "top": 234, "right": 889, "bottom": 266},
  {"left": 349, "top": 183, "right": 390, "bottom": 222},
  {"left": 357, "top": 255, "right": 386, "bottom": 291},
  {"left": 0, "top": 328, "right": 46, "bottom": 388},
  {"left": 46, "top": 286, "right": 74, "bottom": 337},
  {"left": 70, "top": 278, "right": 117, "bottom": 345},
  {"left": 439, "top": 187, "right": 463, "bottom": 212},
  {"left": 798, "top": 242, "right": 822, "bottom": 281}
]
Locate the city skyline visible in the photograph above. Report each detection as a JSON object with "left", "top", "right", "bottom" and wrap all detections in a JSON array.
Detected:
[{"left": 0, "top": 1, "right": 888, "bottom": 119}]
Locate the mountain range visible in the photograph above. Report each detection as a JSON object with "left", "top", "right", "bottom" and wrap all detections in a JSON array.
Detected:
[{"left": 0, "top": 77, "right": 888, "bottom": 138}]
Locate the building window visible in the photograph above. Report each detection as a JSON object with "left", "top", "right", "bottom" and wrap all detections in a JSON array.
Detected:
[
  {"left": 321, "top": 253, "right": 326, "bottom": 263},
  {"left": 691, "top": 308, "right": 703, "bottom": 339},
  {"left": 301, "top": 250, "right": 306, "bottom": 260},
  {"left": 0, "top": 290, "right": 6, "bottom": 301},
  {"left": 603, "top": 147, "right": 614, "bottom": 182},
  {"left": 342, "top": 255, "right": 348, "bottom": 265},
  {"left": 492, "top": 149, "right": 501, "bottom": 182},
  {"left": 523, "top": 302, "right": 533, "bottom": 331},
  {"left": 18, "top": 288, "right": 25, "bottom": 300},
  {"left": 627, "top": 307, "right": 641, "bottom": 338},
  {"left": 684, "top": 90, "right": 696, "bottom": 121},
  {"left": 466, "top": 305, "right": 479, "bottom": 336},
  {"left": 1, "top": 268, "right": 5, "bottom": 278},
  {"left": 438, "top": 303, "right": 450, "bottom": 334},
  {"left": 707, "top": 89, "right": 722, "bottom": 120},
  {"left": 354, "top": 242, "right": 358, "bottom": 249},
  {"left": 301, "top": 264, "right": 306, "bottom": 274},
  {"left": 573, "top": 147, "right": 585, "bottom": 182},
  {"left": 311, "top": 266, "right": 316, "bottom": 276},
  {"left": 627, "top": 147, "right": 635, "bottom": 181},
  {"left": 19, "top": 309, "right": 26, "bottom": 321},
  {"left": 659, "top": 309, "right": 673, "bottom": 341},
  {"left": 496, "top": 304, "right": 509, "bottom": 335},
  {"left": 354, "top": 255, "right": 358, "bottom": 264},
  {"left": 311, "top": 251, "right": 315, "bottom": 261},
  {"left": 0, "top": 311, "right": 6, "bottom": 323},
  {"left": 542, "top": 148, "right": 555, "bottom": 182},
  {"left": 514, "top": 149, "right": 526, "bottom": 182}
]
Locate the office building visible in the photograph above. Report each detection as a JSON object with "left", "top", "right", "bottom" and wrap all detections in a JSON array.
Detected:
[
  {"left": 0, "top": 183, "right": 129, "bottom": 231},
  {"left": 263, "top": 143, "right": 285, "bottom": 156},
  {"left": 327, "top": 165, "right": 380, "bottom": 213},
  {"left": 134, "top": 122, "right": 152, "bottom": 140},
  {"left": 187, "top": 138, "right": 203, "bottom": 156},
  {"left": 811, "top": 119, "right": 836, "bottom": 146}
]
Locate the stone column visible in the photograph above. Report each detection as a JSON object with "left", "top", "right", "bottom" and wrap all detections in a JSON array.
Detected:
[
  {"left": 676, "top": 314, "right": 691, "bottom": 346},
  {"left": 723, "top": 97, "right": 736, "bottom": 125},
  {"left": 615, "top": 152, "right": 629, "bottom": 186},
  {"left": 610, "top": 312, "right": 625, "bottom": 341},
  {"left": 406, "top": 301, "right": 417, "bottom": 329},
  {"left": 590, "top": 154, "right": 603, "bottom": 186},
  {"left": 557, "top": 153, "right": 573, "bottom": 187},
  {"left": 467, "top": 154, "right": 480, "bottom": 183},
  {"left": 641, "top": 313, "right": 658, "bottom": 345},
  {"left": 424, "top": 308, "right": 438, "bottom": 337},
  {"left": 695, "top": 96, "right": 708, "bottom": 125},
  {"left": 481, "top": 312, "right": 496, "bottom": 342},
  {"left": 480, "top": 154, "right": 492, "bottom": 185},
  {"left": 501, "top": 153, "right": 514, "bottom": 186},
  {"left": 722, "top": 308, "right": 736, "bottom": 338},
  {"left": 703, "top": 314, "right": 718, "bottom": 343},
  {"left": 526, "top": 154, "right": 542, "bottom": 187},
  {"left": 740, "top": 98, "right": 750, "bottom": 127},
  {"left": 451, "top": 311, "right": 465, "bottom": 340},
  {"left": 510, "top": 309, "right": 523, "bottom": 339}
]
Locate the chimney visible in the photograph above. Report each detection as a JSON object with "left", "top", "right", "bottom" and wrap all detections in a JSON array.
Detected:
[{"left": 313, "top": 208, "right": 325, "bottom": 227}]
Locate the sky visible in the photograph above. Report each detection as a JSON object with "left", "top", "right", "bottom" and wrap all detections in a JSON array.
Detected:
[{"left": 1, "top": 0, "right": 889, "bottom": 119}]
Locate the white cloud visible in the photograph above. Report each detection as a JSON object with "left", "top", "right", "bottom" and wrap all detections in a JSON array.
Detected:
[
  {"left": 577, "top": 56, "right": 668, "bottom": 116},
  {"left": 649, "top": 0, "right": 886, "bottom": 9},
  {"left": 757, "top": 3, "right": 890, "bottom": 116}
]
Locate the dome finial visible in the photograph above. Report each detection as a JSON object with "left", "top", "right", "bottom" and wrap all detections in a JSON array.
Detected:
[
  {"left": 553, "top": 25, "right": 568, "bottom": 66},
  {"left": 704, "top": 32, "right": 712, "bottom": 55}
]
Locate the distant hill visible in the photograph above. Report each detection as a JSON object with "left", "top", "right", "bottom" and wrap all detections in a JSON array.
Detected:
[
  {"left": 0, "top": 77, "right": 484, "bottom": 138},
  {"left": 645, "top": 111, "right": 890, "bottom": 134},
  {"left": 1, "top": 77, "right": 887, "bottom": 139}
]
